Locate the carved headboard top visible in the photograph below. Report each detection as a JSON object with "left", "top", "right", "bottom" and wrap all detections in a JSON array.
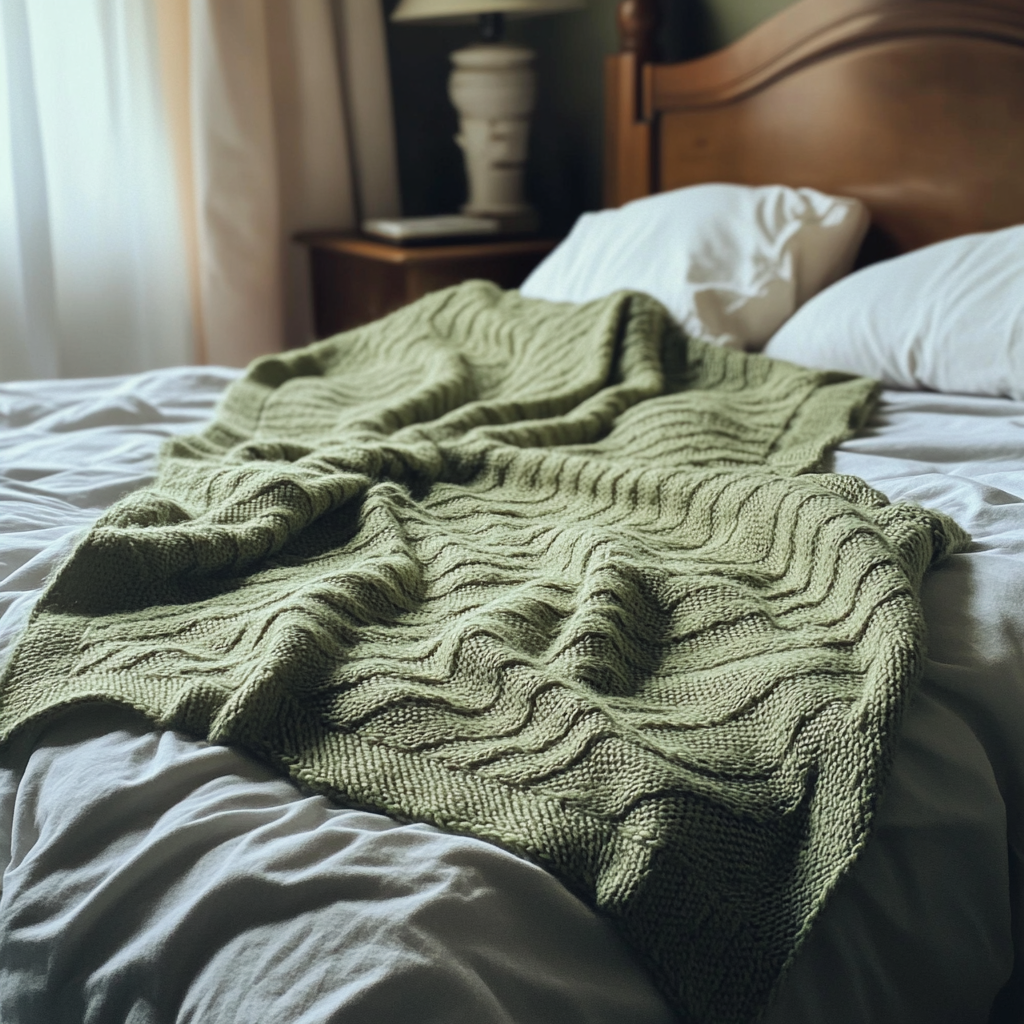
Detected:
[{"left": 605, "top": 0, "right": 1024, "bottom": 254}]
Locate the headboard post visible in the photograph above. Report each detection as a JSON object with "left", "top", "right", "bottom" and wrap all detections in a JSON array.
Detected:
[
  {"left": 604, "top": 0, "right": 658, "bottom": 208},
  {"left": 616, "top": 0, "right": 658, "bottom": 66}
]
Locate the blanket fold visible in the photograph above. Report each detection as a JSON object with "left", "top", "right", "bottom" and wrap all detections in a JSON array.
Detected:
[{"left": 0, "top": 283, "right": 967, "bottom": 1024}]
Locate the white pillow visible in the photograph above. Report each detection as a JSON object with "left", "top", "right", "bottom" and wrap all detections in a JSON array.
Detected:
[
  {"left": 519, "top": 183, "right": 868, "bottom": 349},
  {"left": 763, "top": 225, "right": 1024, "bottom": 399}
]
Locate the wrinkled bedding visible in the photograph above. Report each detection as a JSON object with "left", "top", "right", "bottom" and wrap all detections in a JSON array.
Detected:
[{"left": 1, "top": 368, "right": 1022, "bottom": 1023}]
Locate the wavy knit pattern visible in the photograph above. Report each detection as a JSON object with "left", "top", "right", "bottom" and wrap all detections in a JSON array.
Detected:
[{"left": 0, "top": 284, "right": 967, "bottom": 1024}]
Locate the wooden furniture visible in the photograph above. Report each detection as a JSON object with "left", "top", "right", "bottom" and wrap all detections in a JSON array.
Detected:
[
  {"left": 605, "top": 0, "right": 1024, "bottom": 258},
  {"left": 298, "top": 233, "right": 558, "bottom": 339}
]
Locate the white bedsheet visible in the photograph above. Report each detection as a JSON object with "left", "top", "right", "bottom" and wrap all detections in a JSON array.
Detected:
[{"left": 1, "top": 369, "right": 1022, "bottom": 1023}]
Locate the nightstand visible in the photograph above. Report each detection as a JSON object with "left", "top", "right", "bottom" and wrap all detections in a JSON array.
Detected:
[{"left": 297, "top": 233, "right": 558, "bottom": 339}]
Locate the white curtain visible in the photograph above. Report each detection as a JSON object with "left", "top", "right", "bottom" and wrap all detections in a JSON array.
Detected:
[
  {"left": 0, "top": 0, "right": 193, "bottom": 379},
  {"left": 0, "top": 0, "right": 400, "bottom": 379}
]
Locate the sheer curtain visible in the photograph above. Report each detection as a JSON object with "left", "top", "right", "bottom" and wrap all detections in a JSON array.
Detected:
[
  {"left": 0, "top": 0, "right": 399, "bottom": 380},
  {"left": 0, "top": 0, "right": 193, "bottom": 379}
]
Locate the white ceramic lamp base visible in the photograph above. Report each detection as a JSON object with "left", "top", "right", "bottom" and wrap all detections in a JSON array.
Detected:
[{"left": 448, "top": 43, "right": 537, "bottom": 223}]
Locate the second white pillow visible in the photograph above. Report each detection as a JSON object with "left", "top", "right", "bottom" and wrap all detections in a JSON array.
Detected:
[{"left": 763, "top": 224, "right": 1024, "bottom": 399}]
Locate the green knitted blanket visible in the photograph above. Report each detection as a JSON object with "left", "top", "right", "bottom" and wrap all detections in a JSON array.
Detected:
[{"left": 0, "top": 283, "right": 967, "bottom": 1024}]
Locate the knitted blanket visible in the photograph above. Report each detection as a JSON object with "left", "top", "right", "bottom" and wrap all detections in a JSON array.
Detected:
[{"left": 0, "top": 283, "right": 967, "bottom": 1024}]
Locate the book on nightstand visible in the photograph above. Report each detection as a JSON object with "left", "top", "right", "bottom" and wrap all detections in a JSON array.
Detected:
[
  {"left": 362, "top": 215, "right": 500, "bottom": 244},
  {"left": 362, "top": 212, "right": 540, "bottom": 245}
]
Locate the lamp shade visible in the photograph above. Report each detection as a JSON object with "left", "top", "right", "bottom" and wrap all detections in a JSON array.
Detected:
[{"left": 391, "top": 0, "right": 582, "bottom": 22}]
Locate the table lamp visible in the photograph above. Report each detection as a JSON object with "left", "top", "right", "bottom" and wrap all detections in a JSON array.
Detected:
[{"left": 391, "top": 0, "right": 583, "bottom": 228}]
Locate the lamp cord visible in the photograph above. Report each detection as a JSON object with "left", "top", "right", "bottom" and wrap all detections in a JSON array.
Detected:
[{"left": 478, "top": 12, "right": 505, "bottom": 41}]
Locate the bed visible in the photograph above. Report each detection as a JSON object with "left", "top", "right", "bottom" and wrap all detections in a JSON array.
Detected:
[{"left": 2, "top": 1, "right": 1024, "bottom": 1022}]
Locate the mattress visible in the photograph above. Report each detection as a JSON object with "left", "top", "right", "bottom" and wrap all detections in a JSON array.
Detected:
[{"left": 1, "top": 367, "right": 1022, "bottom": 1023}]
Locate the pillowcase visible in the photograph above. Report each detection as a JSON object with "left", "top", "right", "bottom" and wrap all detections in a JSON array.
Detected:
[
  {"left": 763, "top": 224, "right": 1024, "bottom": 400},
  {"left": 519, "top": 183, "right": 868, "bottom": 349}
]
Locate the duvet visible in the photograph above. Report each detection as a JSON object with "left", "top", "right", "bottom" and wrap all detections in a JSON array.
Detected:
[{"left": 0, "top": 285, "right": 972, "bottom": 1023}]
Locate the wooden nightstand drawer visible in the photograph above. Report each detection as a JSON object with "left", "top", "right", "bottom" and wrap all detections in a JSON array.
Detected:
[{"left": 297, "top": 233, "right": 559, "bottom": 339}]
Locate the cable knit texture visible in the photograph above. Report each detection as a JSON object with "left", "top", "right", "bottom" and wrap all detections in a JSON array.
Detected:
[{"left": 0, "top": 284, "right": 968, "bottom": 1024}]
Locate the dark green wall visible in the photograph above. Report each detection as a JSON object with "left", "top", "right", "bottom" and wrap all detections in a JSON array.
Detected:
[
  {"left": 384, "top": 0, "right": 796, "bottom": 232},
  {"left": 701, "top": 0, "right": 800, "bottom": 44}
]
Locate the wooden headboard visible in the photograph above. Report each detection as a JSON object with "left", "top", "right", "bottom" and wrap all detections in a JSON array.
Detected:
[{"left": 605, "top": 0, "right": 1024, "bottom": 256}]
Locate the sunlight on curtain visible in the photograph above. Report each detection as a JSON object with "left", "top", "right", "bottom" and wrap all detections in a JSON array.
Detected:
[
  {"left": 0, "top": 0, "right": 195, "bottom": 380},
  {"left": 0, "top": 0, "right": 400, "bottom": 380}
]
